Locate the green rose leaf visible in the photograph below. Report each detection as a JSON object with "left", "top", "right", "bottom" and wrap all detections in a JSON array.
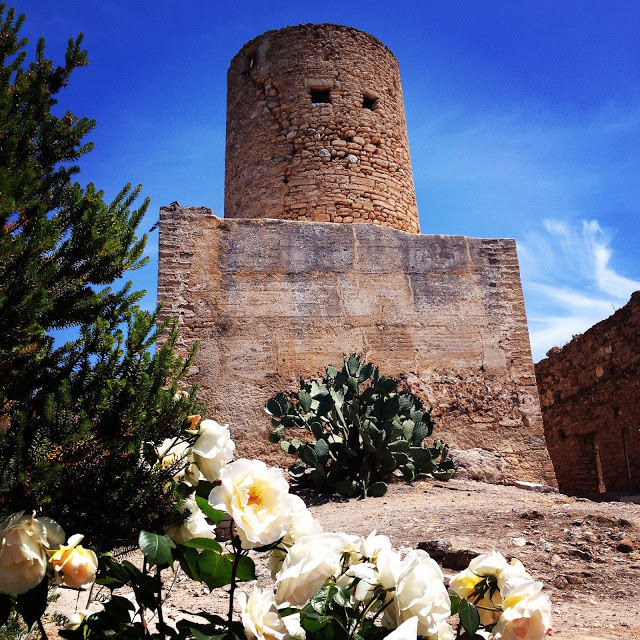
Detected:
[
  {"left": 198, "top": 549, "right": 233, "bottom": 589},
  {"left": 139, "top": 531, "right": 175, "bottom": 567},
  {"left": 448, "top": 591, "right": 461, "bottom": 615},
  {"left": 225, "top": 554, "right": 256, "bottom": 581},
  {"left": 16, "top": 577, "right": 48, "bottom": 629},
  {"left": 195, "top": 495, "right": 227, "bottom": 524},
  {"left": 458, "top": 599, "right": 480, "bottom": 636},
  {"left": 182, "top": 537, "right": 223, "bottom": 552}
]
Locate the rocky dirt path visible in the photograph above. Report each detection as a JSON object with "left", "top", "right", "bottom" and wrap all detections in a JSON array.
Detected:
[{"left": 48, "top": 478, "right": 640, "bottom": 640}]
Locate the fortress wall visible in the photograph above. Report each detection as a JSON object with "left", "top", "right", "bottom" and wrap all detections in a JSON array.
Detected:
[
  {"left": 158, "top": 206, "right": 555, "bottom": 485},
  {"left": 225, "top": 24, "right": 419, "bottom": 233},
  {"left": 535, "top": 292, "right": 640, "bottom": 494}
]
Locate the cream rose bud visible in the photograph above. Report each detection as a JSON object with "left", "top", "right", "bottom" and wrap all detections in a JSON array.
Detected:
[
  {"left": 275, "top": 532, "right": 345, "bottom": 607},
  {"left": 65, "top": 610, "right": 94, "bottom": 630},
  {"left": 238, "top": 583, "right": 290, "bottom": 640},
  {"left": 383, "top": 550, "right": 451, "bottom": 638},
  {"left": 156, "top": 438, "right": 190, "bottom": 469},
  {"left": 51, "top": 534, "right": 98, "bottom": 589},
  {"left": 166, "top": 494, "right": 216, "bottom": 544},
  {"left": 497, "top": 558, "right": 531, "bottom": 590},
  {"left": 282, "top": 612, "right": 305, "bottom": 640},
  {"left": 0, "top": 511, "right": 63, "bottom": 594},
  {"left": 209, "top": 459, "right": 299, "bottom": 549},
  {"left": 191, "top": 420, "right": 235, "bottom": 482}
]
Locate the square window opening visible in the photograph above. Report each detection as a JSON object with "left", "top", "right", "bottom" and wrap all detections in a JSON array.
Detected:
[
  {"left": 310, "top": 88, "right": 331, "bottom": 104},
  {"left": 362, "top": 95, "right": 378, "bottom": 110}
]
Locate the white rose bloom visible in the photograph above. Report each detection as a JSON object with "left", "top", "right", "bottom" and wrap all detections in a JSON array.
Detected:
[
  {"left": 282, "top": 612, "right": 305, "bottom": 640},
  {"left": 491, "top": 590, "right": 552, "bottom": 640},
  {"left": 385, "top": 616, "right": 419, "bottom": 640},
  {"left": 0, "top": 512, "right": 64, "bottom": 595},
  {"left": 65, "top": 609, "right": 94, "bottom": 630},
  {"left": 166, "top": 494, "right": 216, "bottom": 544},
  {"left": 375, "top": 545, "right": 402, "bottom": 590},
  {"left": 450, "top": 552, "right": 531, "bottom": 627},
  {"left": 192, "top": 420, "right": 235, "bottom": 482},
  {"left": 269, "top": 495, "right": 322, "bottom": 578},
  {"left": 275, "top": 532, "right": 345, "bottom": 606},
  {"left": 383, "top": 550, "right": 450, "bottom": 638},
  {"left": 238, "top": 583, "right": 290, "bottom": 640},
  {"left": 359, "top": 530, "right": 392, "bottom": 562},
  {"left": 427, "top": 621, "right": 456, "bottom": 640},
  {"left": 209, "top": 459, "right": 299, "bottom": 549},
  {"left": 497, "top": 558, "right": 532, "bottom": 590},
  {"left": 336, "top": 561, "right": 379, "bottom": 604}
]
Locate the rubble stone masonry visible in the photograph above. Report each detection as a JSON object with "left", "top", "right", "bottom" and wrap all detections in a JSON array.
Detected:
[
  {"left": 158, "top": 207, "right": 555, "bottom": 485},
  {"left": 535, "top": 292, "right": 640, "bottom": 494},
  {"left": 225, "top": 24, "right": 419, "bottom": 233}
]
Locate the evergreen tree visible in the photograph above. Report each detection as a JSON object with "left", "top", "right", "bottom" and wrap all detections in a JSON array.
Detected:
[{"left": 0, "top": 5, "right": 201, "bottom": 550}]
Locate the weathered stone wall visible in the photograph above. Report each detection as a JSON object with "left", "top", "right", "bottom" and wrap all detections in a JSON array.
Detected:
[
  {"left": 158, "top": 206, "right": 555, "bottom": 485},
  {"left": 535, "top": 292, "right": 640, "bottom": 494},
  {"left": 225, "top": 24, "right": 419, "bottom": 233}
]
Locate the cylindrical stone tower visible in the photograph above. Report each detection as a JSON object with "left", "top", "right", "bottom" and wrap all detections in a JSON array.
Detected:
[{"left": 224, "top": 24, "right": 420, "bottom": 233}]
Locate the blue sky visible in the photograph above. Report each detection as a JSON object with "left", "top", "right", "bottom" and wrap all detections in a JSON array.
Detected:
[{"left": 17, "top": 1, "right": 640, "bottom": 361}]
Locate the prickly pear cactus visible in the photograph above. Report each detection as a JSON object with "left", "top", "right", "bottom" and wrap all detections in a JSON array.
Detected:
[{"left": 265, "top": 355, "right": 455, "bottom": 498}]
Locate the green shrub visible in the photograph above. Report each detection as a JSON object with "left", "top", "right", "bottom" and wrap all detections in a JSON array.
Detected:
[{"left": 266, "top": 355, "right": 455, "bottom": 498}]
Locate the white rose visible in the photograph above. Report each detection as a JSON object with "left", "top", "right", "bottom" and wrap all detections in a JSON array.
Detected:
[
  {"left": 166, "top": 494, "right": 216, "bottom": 544},
  {"left": 450, "top": 552, "right": 530, "bottom": 626},
  {"left": 51, "top": 533, "right": 98, "bottom": 590},
  {"left": 491, "top": 590, "right": 552, "bottom": 640},
  {"left": 429, "top": 621, "right": 455, "bottom": 640},
  {"left": 359, "top": 530, "right": 392, "bottom": 562},
  {"left": 0, "top": 512, "right": 64, "bottom": 594},
  {"left": 209, "top": 459, "right": 299, "bottom": 549},
  {"left": 66, "top": 610, "right": 94, "bottom": 630},
  {"left": 497, "top": 558, "right": 531, "bottom": 590},
  {"left": 336, "top": 561, "right": 379, "bottom": 604},
  {"left": 238, "top": 583, "right": 290, "bottom": 640},
  {"left": 375, "top": 545, "right": 402, "bottom": 590},
  {"left": 156, "top": 438, "right": 190, "bottom": 477},
  {"left": 383, "top": 550, "right": 450, "bottom": 638},
  {"left": 192, "top": 420, "right": 235, "bottom": 482},
  {"left": 385, "top": 616, "right": 418, "bottom": 640},
  {"left": 282, "top": 612, "right": 305, "bottom": 640},
  {"left": 269, "top": 495, "right": 322, "bottom": 578},
  {"left": 275, "top": 532, "right": 345, "bottom": 606}
]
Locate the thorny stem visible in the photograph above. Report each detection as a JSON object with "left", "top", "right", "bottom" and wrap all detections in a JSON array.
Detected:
[
  {"left": 156, "top": 566, "right": 166, "bottom": 640},
  {"left": 227, "top": 537, "right": 245, "bottom": 629},
  {"left": 36, "top": 618, "right": 48, "bottom": 640}
]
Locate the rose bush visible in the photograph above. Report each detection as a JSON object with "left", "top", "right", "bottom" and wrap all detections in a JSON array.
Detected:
[{"left": 2, "top": 424, "right": 552, "bottom": 640}]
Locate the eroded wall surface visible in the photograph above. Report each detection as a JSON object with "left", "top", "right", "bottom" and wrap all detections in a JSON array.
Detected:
[
  {"left": 536, "top": 291, "right": 640, "bottom": 494},
  {"left": 158, "top": 206, "right": 555, "bottom": 485}
]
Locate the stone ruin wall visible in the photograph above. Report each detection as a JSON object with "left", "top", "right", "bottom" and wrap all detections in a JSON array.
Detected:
[
  {"left": 225, "top": 24, "right": 419, "bottom": 233},
  {"left": 158, "top": 206, "right": 556, "bottom": 486},
  {"left": 535, "top": 291, "right": 640, "bottom": 494}
]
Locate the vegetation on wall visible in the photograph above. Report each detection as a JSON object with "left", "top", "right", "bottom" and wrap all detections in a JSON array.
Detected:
[{"left": 266, "top": 354, "right": 455, "bottom": 498}]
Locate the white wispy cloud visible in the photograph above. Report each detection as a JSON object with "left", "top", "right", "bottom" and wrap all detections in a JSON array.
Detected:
[{"left": 518, "top": 219, "right": 640, "bottom": 361}]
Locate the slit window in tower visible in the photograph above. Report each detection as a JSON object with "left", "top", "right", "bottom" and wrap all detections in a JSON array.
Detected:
[{"left": 310, "top": 88, "right": 331, "bottom": 104}]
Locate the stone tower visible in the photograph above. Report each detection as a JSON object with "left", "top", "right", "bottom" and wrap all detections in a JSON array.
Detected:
[
  {"left": 224, "top": 24, "right": 419, "bottom": 233},
  {"left": 158, "top": 24, "right": 556, "bottom": 486}
]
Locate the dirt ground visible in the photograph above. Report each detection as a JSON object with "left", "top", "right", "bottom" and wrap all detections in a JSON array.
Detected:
[{"left": 47, "top": 478, "right": 640, "bottom": 640}]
